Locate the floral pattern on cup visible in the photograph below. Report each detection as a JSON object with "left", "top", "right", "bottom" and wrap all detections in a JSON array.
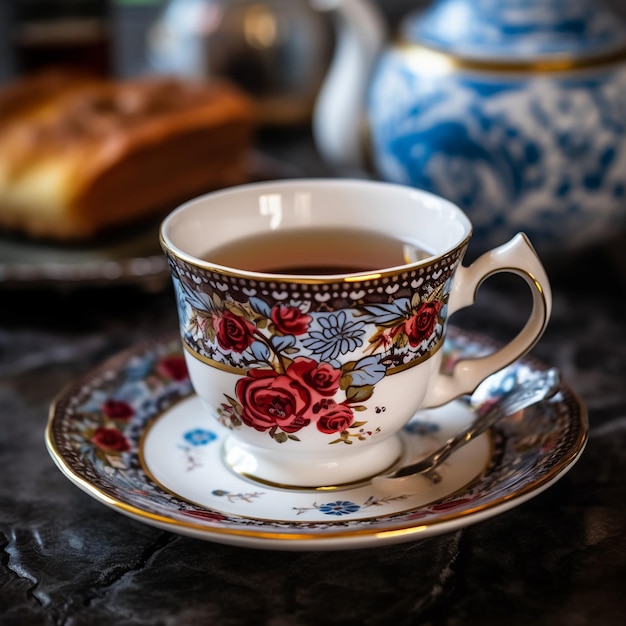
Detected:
[{"left": 166, "top": 249, "right": 463, "bottom": 444}]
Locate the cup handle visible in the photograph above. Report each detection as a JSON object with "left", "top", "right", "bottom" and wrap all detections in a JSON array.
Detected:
[{"left": 424, "top": 233, "right": 552, "bottom": 408}]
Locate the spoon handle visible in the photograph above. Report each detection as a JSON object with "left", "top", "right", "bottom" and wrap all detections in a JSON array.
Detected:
[{"left": 374, "top": 368, "right": 561, "bottom": 485}]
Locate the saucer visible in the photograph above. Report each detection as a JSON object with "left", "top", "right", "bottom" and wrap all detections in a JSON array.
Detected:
[{"left": 46, "top": 328, "right": 588, "bottom": 551}]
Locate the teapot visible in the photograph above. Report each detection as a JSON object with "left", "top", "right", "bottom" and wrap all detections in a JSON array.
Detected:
[{"left": 312, "top": 0, "right": 626, "bottom": 258}]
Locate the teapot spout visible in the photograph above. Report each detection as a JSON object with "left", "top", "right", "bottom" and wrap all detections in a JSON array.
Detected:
[{"left": 310, "top": 0, "right": 387, "bottom": 173}]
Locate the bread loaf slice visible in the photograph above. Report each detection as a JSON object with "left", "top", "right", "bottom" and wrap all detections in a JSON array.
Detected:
[{"left": 0, "top": 72, "right": 257, "bottom": 241}]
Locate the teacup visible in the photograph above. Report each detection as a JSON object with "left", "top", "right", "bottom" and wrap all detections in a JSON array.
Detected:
[{"left": 160, "top": 178, "right": 551, "bottom": 489}]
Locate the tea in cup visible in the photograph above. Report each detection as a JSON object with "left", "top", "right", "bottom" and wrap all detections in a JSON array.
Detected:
[{"left": 160, "top": 178, "right": 551, "bottom": 488}]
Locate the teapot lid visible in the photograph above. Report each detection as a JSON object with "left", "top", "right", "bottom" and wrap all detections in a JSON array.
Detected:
[{"left": 402, "top": 0, "right": 626, "bottom": 61}]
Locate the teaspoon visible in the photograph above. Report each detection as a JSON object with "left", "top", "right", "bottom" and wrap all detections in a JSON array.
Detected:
[{"left": 372, "top": 368, "right": 561, "bottom": 495}]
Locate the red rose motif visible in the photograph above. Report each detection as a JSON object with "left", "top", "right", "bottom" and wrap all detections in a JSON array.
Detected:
[
  {"left": 91, "top": 426, "right": 130, "bottom": 452},
  {"left": 287, "top": 357, "right": 340, "bottom": 398},
  {"left": 156, "top": 354, "right": 189, "bottom": 381},
  {"left": 235, "top": 369, "right": 312, "bottom": 433},
  {"left": 270, "top": 305, "right": 312, "bottom": 335},
  {"left": 315, "top": 401, "right": 354, "bottom": 434},
  {"left": 101, "top": 399, "right": 134, "bottom": 421},
  {"left": 182, "top": 510, "right": 227, "bottom": 522},
  {"left": 213, "top": 310, "right": 256, "bottom": 353},
  {"left": 405, "top": 301, "right": 442, "bottom": 347}
]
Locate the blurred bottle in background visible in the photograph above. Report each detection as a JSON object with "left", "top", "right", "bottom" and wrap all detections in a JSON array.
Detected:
[{"left": 146, "top": 0, "right": 334, "bottom": 128}]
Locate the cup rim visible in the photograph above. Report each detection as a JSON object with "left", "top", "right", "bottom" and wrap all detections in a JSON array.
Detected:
[{"left": 159, "top": 178, "right": 473, "bottom": 284}]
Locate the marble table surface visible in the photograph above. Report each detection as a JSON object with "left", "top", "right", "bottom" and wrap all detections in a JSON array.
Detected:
[{"left": 1, "top": 133, "right": 625, "bottom": 626}]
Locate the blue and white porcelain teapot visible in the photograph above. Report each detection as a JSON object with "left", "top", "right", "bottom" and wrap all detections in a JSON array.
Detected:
[{"left": 312, "top": 0, "right": 626, "bottom": 257}]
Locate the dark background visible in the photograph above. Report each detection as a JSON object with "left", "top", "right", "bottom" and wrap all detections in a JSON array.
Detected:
[{"left": 2, "top": 2, "right": 626, "bottom": 625}]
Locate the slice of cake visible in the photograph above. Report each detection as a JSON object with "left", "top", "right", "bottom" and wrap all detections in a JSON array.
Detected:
[{"left": 0, "top": 72, "right": 257, "bottom": 241}]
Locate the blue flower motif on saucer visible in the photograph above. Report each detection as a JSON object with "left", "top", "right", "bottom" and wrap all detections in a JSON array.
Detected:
[
  {"left": 183, "top": 428, "right": 217, "bottom": 446},
  {"left": 318, "top": 500, "right": 361, "bottom": 516}
]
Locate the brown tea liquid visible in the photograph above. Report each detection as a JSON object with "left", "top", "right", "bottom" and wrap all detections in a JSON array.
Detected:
[{"left": 205, "top": 227, "right": 432, "bottom": 275}]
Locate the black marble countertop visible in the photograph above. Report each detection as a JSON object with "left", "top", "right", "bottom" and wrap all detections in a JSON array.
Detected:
[{"left": 1, "top": 133, "right": 626, "bottom": 626}]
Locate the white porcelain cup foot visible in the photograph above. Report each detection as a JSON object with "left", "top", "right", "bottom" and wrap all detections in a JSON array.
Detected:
[{"left": 222, "top": 435, "right": 404, "bottom": 490}]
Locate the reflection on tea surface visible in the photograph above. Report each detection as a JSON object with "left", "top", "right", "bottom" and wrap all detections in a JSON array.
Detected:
[{"left": 204, "top": 227, "right": 432, "bottom": 275}]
